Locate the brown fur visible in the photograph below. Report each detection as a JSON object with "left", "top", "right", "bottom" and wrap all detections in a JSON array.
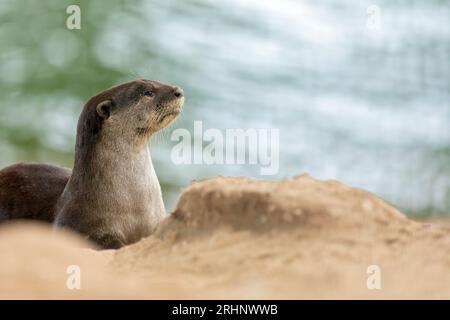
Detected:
[{"left": 0, "top": 163, "right": 71, "bottom": 222}]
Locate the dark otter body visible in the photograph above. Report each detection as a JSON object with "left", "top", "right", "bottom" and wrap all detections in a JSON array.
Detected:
[
  {"left": 0, "top": 163, "right": 70, "bottom": 222},
  {"left": 0, "top": 79, "right": 184, "bottom": 249}
]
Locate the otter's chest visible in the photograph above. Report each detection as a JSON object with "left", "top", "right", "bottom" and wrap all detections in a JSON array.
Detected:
[{"left": 107, "top": 160, "right": 165, "bottom": 242}]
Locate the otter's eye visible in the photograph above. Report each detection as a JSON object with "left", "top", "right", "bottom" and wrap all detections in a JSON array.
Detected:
[{"left": 143, "top": 90, "right": 155, "bottom": 97}]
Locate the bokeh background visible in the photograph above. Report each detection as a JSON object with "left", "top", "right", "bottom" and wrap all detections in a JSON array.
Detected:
[{"left": 0, "top": 0, "right": 449, "bottom": 215}]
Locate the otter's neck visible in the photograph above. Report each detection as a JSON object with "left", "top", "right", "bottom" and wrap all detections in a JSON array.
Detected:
[{"left": 68, "top": 134, "right": 166, "bottom": 218}]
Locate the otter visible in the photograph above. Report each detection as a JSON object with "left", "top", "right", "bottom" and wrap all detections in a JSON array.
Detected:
[{"left": 0, "top": 79, "right": 184, "bottom": 249}]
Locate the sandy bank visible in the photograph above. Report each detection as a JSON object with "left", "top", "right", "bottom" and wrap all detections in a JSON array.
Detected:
[{"left": 1, "top": 175, "right": 449, "bottom": 299}]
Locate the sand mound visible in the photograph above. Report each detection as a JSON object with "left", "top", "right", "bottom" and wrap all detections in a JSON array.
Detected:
[
  {"left": 156, "top": 175, "right": 409, "bottom": 238},
  {"left": 1, "top": 175, "right": 450, "bottom": 299},
  {"left": 0, "top": 223, "right": 189, "bottom": 299}
]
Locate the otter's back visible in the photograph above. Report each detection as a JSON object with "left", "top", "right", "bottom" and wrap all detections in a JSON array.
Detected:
[{"left": 0, "top": 163, "right": 71, "bottom": 223}]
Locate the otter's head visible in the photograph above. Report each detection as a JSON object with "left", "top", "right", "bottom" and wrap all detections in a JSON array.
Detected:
[{"left": 79, "top": 79, "right": 184, "bottom": 148}]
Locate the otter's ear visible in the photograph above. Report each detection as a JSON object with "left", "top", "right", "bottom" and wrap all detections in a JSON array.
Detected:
[{"left": 96, "top": 100, "right": 112, "bottom": 119}]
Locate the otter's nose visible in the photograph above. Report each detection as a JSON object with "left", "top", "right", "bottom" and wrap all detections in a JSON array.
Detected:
[{"left": 173, "top": 87, "right": 184, "bottom": 98}]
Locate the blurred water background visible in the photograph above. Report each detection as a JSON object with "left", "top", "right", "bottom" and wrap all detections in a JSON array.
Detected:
[{"left": 0, "top": 0, "right": 449, "bottom": 215}]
